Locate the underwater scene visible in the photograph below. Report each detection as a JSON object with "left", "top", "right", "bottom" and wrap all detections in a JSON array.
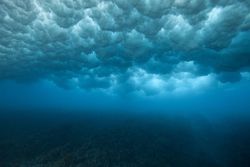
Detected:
[
  {"left": 0, "top": 107, "right": 250, "bottom": 167},
  {"left": 1, "top": 0, "right": 250, "bottom": 166}
]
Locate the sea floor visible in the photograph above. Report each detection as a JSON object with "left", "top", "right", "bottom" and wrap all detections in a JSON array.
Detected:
[{"left": 0, "top": 110, "right": 249, "bottom": 167}]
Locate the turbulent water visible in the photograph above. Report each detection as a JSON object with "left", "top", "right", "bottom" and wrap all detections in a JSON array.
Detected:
[{"left": 0, "top": 109, "right": 249, "bottom": 167}]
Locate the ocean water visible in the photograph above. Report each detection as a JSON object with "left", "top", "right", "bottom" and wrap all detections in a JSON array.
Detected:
[
  {"left": 0, "top": 109, "right": 249, "bottom": 167},
  {"left": 1, "top": 0, "right": 250, "bottom": 166}
]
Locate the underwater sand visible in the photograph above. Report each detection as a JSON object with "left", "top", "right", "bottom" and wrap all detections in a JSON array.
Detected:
[{"left": 0, "top": 110, "right": 249, "bottom": 167}]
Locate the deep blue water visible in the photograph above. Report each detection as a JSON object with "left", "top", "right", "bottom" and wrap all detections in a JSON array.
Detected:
[
  {"left": 1, "top": 0, "right": 250, "bottom": 166},
  {"left": 0, "top": 109, "right": 249, "bottom": 167}
]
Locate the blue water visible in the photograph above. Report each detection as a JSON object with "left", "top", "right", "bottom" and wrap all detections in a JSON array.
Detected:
[
  {"left": 1, "top": 0, "right": 250, "bottom": 166},
  {"left": 0, "top": 109, "right": 249, "bottom": 167}
]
